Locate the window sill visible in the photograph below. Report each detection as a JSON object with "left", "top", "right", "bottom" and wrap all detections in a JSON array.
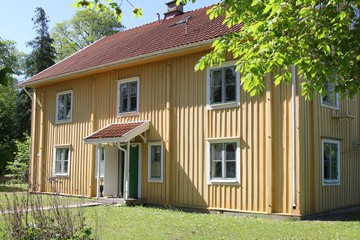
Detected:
[
  {"left": 207, "top": 102, "right": 240, "bottom": 110},
  {"left": 117, "top": 112, "right": 139, "bottom": 118},
  {"left": 322, "top": 181, "right": 340, "bottom": 186},
  {"left": 321, "top": 103, "right": 339, "bottom": 110},
  {"left": 53, "top": 174, "right": 69, "bottom": 178},
  {"left": 148, "top": 178, "right": 163, "bottom": 183},
  {"left": 208, "top": 180, "right": 240, "bottom": 186},
  {"left": 56, "top": 119, "right": 72, "bottom": 124}
]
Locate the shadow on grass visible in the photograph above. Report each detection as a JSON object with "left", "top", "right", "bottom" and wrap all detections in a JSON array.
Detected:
[
  {"left": 0, "top": 183, "right": 28, "bottom": 193},
  {"left": 305, "top": 209, "right": 360, "bottom": 222}
]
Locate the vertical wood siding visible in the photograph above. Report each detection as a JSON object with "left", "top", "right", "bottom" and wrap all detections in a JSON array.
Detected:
[
  {"left": 29, "top": 50, "right": 360, "bottom": 215},
  {"left": 301, "top": 94, "right": 360, "bottom": 214}
]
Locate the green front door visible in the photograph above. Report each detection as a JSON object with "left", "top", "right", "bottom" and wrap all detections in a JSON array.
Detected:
[{"left": 128, "top": 145, "right": 139, "bottom": 198}]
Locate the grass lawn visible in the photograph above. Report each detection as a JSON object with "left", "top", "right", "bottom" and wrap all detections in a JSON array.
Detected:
[
  {"left": 83, "top": 206, "right": 360, "bottom": 240},
  {"left": 0, "top": 183, "right": 94, "bottom": 210}
]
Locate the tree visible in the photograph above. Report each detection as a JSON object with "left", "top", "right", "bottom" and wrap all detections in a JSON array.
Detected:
[
  {"left": 75, "top": 0, "right": 360, "bottom": 99},
  {"left": 25, "top": 7, "right": 56, "bottom": 78},
  {"left": 52, "top": 8, "right": 124, "bottom": 61},
  {"left": 0, "top": 38, "right": 25, "bottom": 175}
]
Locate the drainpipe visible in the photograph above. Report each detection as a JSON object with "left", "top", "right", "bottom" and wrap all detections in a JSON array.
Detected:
[
  {"left": 96, "top": 144, "right": 101, "bottom": 199},
  {"left": 292, "top": 65, "right": 297, "bottom": 209},
  {"left": 117, "top": 143, "right": 128, "bottom": 200}
]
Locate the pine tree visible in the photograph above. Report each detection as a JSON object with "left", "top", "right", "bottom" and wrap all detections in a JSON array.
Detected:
[{"left": 25, "top": 7, "right": 56, "bottom": 77}]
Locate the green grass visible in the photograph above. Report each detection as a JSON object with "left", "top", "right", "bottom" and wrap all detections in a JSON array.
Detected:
[
  {"left": 0, "top": 185, "right": 358, "bottom": 240},
  {"left": 83, "top": 206, "right": 360, "bottom": 240},
  {"left": 0, "top": 183, "right": 28, "bottom": 192}
]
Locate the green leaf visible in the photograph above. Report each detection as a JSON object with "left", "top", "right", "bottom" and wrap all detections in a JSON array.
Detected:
[
  {"left": 339, "top": 11, "right": 347, "bottom": 20},
  {"left": 325, "top": 45, "right": 331, "bottom": 53}
]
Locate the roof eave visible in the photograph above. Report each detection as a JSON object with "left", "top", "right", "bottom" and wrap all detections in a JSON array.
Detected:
[{"left": 20, "top": 39, "right": 215, "bottom": 88}]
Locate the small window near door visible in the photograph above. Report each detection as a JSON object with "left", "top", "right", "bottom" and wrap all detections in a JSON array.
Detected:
[
  {"left": 95, "top": 147, "right": 105, "bottom": 179},
  {"left": 148, "top": 142, "right": 163, "bottom": 183},
  {"left": 322, "top": 139, "right": 340, "bottom": 186}
]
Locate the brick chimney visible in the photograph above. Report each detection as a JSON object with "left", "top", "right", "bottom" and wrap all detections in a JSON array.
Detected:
[{"left": 164, "top": 1, "right": 184, "bottom": 19}]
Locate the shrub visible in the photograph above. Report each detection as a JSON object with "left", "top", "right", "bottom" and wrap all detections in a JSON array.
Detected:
[{"left": 0, "top": 192, "right": 95, "bottom": 239}]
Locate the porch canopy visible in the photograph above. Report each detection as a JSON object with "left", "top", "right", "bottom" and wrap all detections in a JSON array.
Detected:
[{"left": 84, "top": 121, "right": 150, "bottom": 144}]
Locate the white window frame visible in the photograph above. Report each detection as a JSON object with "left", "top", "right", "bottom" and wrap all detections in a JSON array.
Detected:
[
  {"left": 117, "top": 76, "right": 140, "bottom": 117},
  {"left": 53, "top": 145, "right": 71, "bottom": 177},
  {"left": 206, "top": 61, "right": 240, "bottom": 110},
  {"left": 95, "top": 147, "right": 105, "bottom": 179},
  {"left": 206, "top": 138, "right": 240, "bottom": 185},
  {"left": 322, "top": 139, "right": 340, "bottom": 186},
  {"left": 320, "top": 82, "right": 339, "bottom": 110},
  {"left": 56, "top": 90, "right": 73, "bottom": 123},
  {"left": 148, "top": 142, "right": 163, "bottom": 183}
]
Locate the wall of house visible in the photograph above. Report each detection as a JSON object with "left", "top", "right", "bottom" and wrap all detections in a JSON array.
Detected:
[
  {"left": 299, "top": 92, "right": 360, "bottom": 214},
  {"left": 30, "top": 49, "right": 359, "bottom": 216},
  {"left": 30, "top": 77, "right": 95, "bottom": 196}
]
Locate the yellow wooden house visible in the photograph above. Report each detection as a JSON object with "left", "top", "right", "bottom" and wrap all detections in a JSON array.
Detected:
[{"left": 20, "top": 2, "right": 360, "bottom": 217}]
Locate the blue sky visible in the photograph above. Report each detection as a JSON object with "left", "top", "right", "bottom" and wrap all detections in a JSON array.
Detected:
[{"left": 0, "top": 0, "right": 219, "bottom": 54}]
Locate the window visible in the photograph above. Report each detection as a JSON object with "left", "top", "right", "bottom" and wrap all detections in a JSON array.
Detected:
[
  {"left": 117, "top": 77, "right": 139, "bottom": 116},
  {"left": 56, "top": 90, "right": 73, "bottom": 123},
  {"left": 95, "top": 147, "right": 105, "bottom": 178},
  {"left": 207, "top": 61, "right": 240, "bottom": 110},
  {"left": 54, "top": 146, "right": 70, "bottom": 176},
  {"left": 207, "top": 139, "right": 240, "bottom": 184},
  {"left": 322, "top": 139, "right": 340, "bottom": 186},
  {"left": 148, "top": 142, "right": 163, "bottom": 182},
  {"left": 321, "top": 82, "right": 339, "bottom": 109}
]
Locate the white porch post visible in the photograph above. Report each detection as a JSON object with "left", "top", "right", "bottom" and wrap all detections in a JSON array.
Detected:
[
  {"left": 117, "top": 143, "right": 128, "bottom": 200},
  {"left": 125, "top": 141, "right": 130, "bottom": 200},
  {"left": 96, "top": 144, "right": 101, "bottom": 199}
]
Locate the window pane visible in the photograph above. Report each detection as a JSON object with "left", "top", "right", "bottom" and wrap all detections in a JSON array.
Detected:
[
  {"left": 130, "top": 82, "right": 137, "bottom": 111},
  {"left": 210, "top": 69, "right": 223, "bottom": 103},
  {"left": 63, "top": 160, "right": 68, "bottom": 173},
  {"left": 211, "top": 70, "right": 222, "bottom": 86},
  {"left": 225, "top": 85, "right": 236, "bottom": 102},
  {"left": 151, "top": 145, "right": 161, "bottom": 178},
  {"left": 55, "top": 161, "right": 61, "bottom": 174},
  {"left": 225, "top": 143, "right": 236, "bottom": 160},
  {"left": 211, "top": 143, "right": 222, "bottom": 161},
  {"left": 225, "top": 67, "right": 236, "bottom": 85},
  {"left": 225, "top": 67, "right": 236, "bottom": 102},
  {"left": 225, "top": 161, "right": 236, "bottom": 178},
  {"left": 323, "top": 82, "right": 337, "bottom": 106},
  {"left": 211, "top": 86, "right": 222, "bottom": 103},
  {"left": 211, "top": 161, "right": 222, "bottom": 178},
  {"left": 65, "top": 94, "right": 71, "bottom": 119}
]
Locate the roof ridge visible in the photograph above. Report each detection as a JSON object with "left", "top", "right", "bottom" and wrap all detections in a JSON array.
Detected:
[{"left": 110, "top": 3, "right": 218, "bottom": 37}]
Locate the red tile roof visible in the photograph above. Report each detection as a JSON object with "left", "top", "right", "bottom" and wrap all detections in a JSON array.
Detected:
[
  {"left": 84, "top": 122, "right": 147, "bottom": 142},
  {"left": 21, "top": 4, "right": 241, "bottom": 86}
]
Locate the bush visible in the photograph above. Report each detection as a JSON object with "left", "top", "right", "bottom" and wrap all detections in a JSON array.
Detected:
[
  {"left": 0, "top": 193, "right": 95, "bottom": 239},
  {"left": 5, "top": 133, "right": 30, "bottom": 182}
]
